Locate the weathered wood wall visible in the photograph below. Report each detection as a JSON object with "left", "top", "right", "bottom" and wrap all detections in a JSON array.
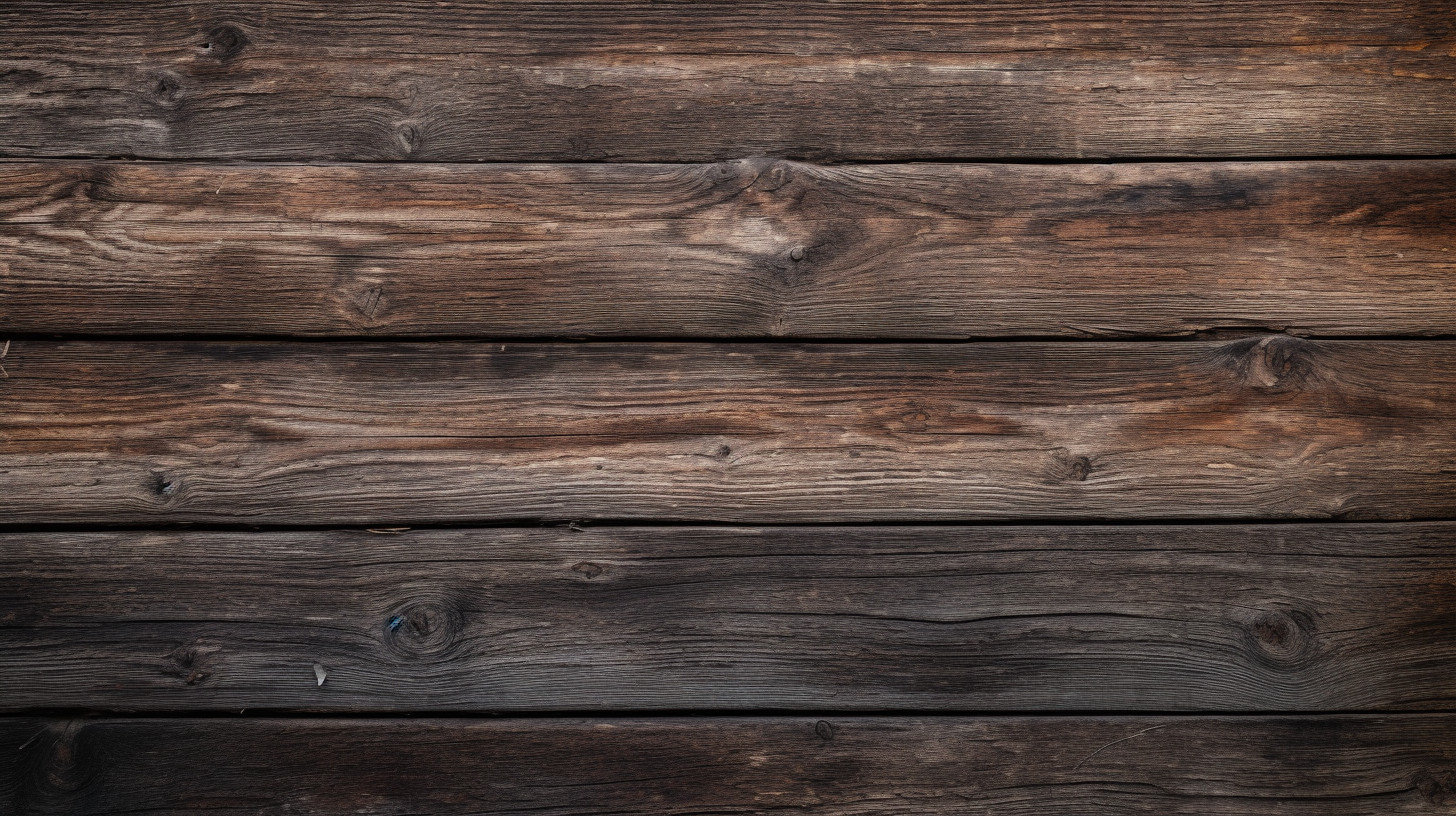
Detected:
[
  {"left": 2, "top": 1, "right": 1454, "bottom": 813},
  {"left": 6, "top": 2, "right": 1456, "bottom": 160},
  {"left": 3, "top": 160, "right": 1454, "bottom": 338},
  {"left": 4, "top": 525, "right": 1453, "bottom": 712}
]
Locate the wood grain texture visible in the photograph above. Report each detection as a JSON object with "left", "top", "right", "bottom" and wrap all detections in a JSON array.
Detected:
[
  {"left": 5, "top": 716, "right": 1456, "bottom": 814},
  {"left": 2, "top": 339, "right": 1454, "bottom": 524},
  {"left": 2, "top": 524, "right": 1452, "bottom": 712},
  {"left": 3, "top": 159, "right": 1455, "bottom": 338},
  {"left": 4, "top": 2, "right": 1456, "bottom": 160}
]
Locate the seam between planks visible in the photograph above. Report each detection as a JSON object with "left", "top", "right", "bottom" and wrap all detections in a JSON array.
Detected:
[
  {"left": 8, "top": 333, "right": 1456, "bottom": 344},
  {"left": 5, "top": 710, "right": 1456, "bottom": 719},
  {"left": 7, "top": 154, "right": 1456, "bottom": 166},
  {"left": 1, "top": 518, "right": 1455, "bottom": 534}
]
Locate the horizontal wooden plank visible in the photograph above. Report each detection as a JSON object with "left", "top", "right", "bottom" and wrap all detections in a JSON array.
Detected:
[
  {"left": 1, "top": 524, "right": 1452, "bottom": 712},
  {"left": 3, "top": 2, "right": 1456, "bottom": 160},
  {"left": 3, "top": 160, "right": 1454, "bottom": 338},
  {"left": 2, "top": 339, "right": 1454, "bottom": 523},
  {"left": 5, "top": 716, "right": 1455, "bottom": 814}
]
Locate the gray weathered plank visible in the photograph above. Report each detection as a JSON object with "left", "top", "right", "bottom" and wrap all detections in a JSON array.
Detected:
[
  {"left": 3, "top": 159, "right": 1454, "bottom": 338},
  {"left": 1, "top": 524, "right": 1452, "bottom": 712},
  {"left": 4, "top": 2, "right": 1456, "bottom": 160},
  {"left": 5, "top": 716, "right": 1456, "bottom": 814},
  {"left": 1, "top": 339, "right": 1453, "bottom": 523}
]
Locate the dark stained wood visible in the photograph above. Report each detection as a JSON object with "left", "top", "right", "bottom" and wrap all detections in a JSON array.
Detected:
[
  {"left": 2, "top": 339, "right": 1454, "bottom": 524},
  {"left": 4, "top": 2, "right": 1452, "bottom": 808},
  {"left": 4, "top": 159, "right": 1455, "bottom": 338},
  {"left": 4, "top": 2, "right": 1456, "bottom": 160},
  {"left": 1, "top": 524, "right": 1452, "bottom": 713},
  {"left": 6, "top": 715, "right": 1456, "bottom": 814}
]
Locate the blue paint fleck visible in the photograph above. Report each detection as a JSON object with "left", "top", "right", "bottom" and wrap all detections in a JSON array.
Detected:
[{"left": 387, "top": 615, "right": 404, "bottom": 632}]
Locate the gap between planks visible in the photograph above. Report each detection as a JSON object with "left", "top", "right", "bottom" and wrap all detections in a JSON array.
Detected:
[{"left": 7, "top": 154, "right": 1456, "bottom": 167}]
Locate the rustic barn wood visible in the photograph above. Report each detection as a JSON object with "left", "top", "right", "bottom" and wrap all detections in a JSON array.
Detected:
[
  {"left": 2, "top": 339, "right": 1453, "bottom": 524},
  {"left": 3, "top": 159, "right": 1454, "bottom": 338},
  {"left": 6, "top": 716, "right": 1456, "bottom": 814},
  {"left": 3, "top": 1, "right": 1453, "bottom": 807},
  {"left": 1, "top": 524, "right": 1452, "bottom": 713},
  {"left": 4, "top": 2, "right": 1456, "bottom": 160}
]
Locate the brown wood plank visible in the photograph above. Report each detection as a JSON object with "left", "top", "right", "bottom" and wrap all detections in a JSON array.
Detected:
[
  {"left": 1, "top": 524, "right": 1452, "bottom": 712},
  {"left": 5, "top": 716, "right": 1455, "bottom": 814},
  {"left": 1, "top": 339, "right": 1453, "bottom": 524},
  {"left": 3, "top": 2, "right": 1455, "bottom": 160},
  {"left": 3, "top": 160, "right": 1454, "bottom": 338}
]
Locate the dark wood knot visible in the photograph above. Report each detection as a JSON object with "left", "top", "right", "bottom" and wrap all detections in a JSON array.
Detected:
[
  {"left": 384, "top": 598, "right": 466, "bottom": 659},
  {"left": 1246, "top": 609, "right": 1318, "bottom": 666},
  {"left": 200, "top": 24, "right": 249, "bottom": 61}
]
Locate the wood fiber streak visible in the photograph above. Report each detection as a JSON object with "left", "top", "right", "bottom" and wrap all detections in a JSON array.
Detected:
[
  {"left": 1, "top": 525, "right": 1452, "bottom": 712},
  {"left": 3, "top": 160, "right": 1455, "bottom": 338},
  {"left": 1, "top": 340, "right": 1453, "bottom": 524},
  {"left": 4, "top": 716, "right": 1456, "bottom": 815},
  {"left": 3, "top": 2, "right": 1456, "bottom": 160}
]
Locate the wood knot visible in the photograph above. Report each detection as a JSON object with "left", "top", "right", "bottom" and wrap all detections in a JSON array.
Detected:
[
  {"left": 383, "top": 598, "right": 466, "bottom": 659},
  {"left": 396, "top": 123, "right": 423, "bottom": 156},
  {"left": 886, "top": 399, "right": 934, "bottom": 433},
  {"left": 148, "top": 471, "right": 178, "bottom": 499},
  {"left": 1047, "top": 450, "right": 1095, "bottom": 483},
  {"left": 162, "top": 643, "right": 218, "bottom": 686},
  {"left": 571, "top": 561, "right": 605, "bottom": 579},
  {"left": 34, "top": 722, "right": 97, "bottom": 794},
  {"left": 814, "top": 720, "right": 835, "bottom": 741},
  {"left": 148, "top": 71, "right": 183, "bottom": 106},
  {"left": 1223, "top": 335, "right": 1319, "bottom": 392},
  {"left": 1414, "top": 769, "right": 1456, "bottom": 806},
  {"left": 64, "top": 168, "right": 115, "bottom": 202},
  {"left": 726, "top": 158, "right": 799, "bottom": 194},
  {"left": 351, "top": 285, "right": 387, "bottom": 321},
  {"left": 1246, "top": 609, "right": 1318, "bottom": 666},
  {"left": 1069, "top": 456, "right": 1093, "bottom": 481},
  {"left": 333, "top": 266, "right": 389, "bottom": 326},
  {"left": 754, "top": 160, "right": 795, "bottom": 193},
  {"left": 567, "top": 135, "right": 602, "bottom": 160},
  {"left": 200, "top": 24, "right": 249, "bottom": 61}
]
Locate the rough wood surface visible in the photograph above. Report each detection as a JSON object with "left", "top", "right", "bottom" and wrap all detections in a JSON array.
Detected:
[
  {"left": 1, "top": 524, "right": 1452, "bottom": 713},
  {"left": 4, "top": 2, "right": 1453, "bottom": 807},
  {"left": 4, "top": 2, "right": 1456, "bottom": 160},
  {"left": 5, "top": 716, "right": 1456, "bottom": 814},
  {"left": 3, "top": 159, "right": 1454, "bottom": 338},
  {"left": 2, "top": 339, "right": 1454, "bottom": 524}
]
